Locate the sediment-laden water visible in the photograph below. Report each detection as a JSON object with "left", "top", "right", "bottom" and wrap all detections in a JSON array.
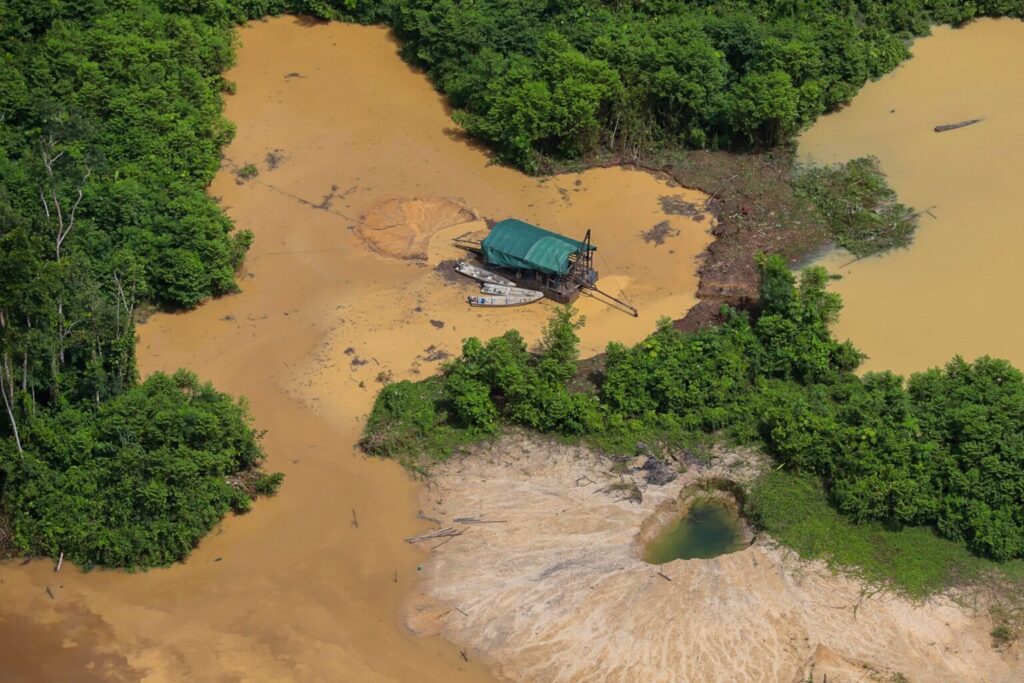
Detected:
[
  {"left": 0, "top": 16, "right": 710, "bottom": 681},
  {"left": 800, "top": 18, "right": 1024, "bottom": 375}
]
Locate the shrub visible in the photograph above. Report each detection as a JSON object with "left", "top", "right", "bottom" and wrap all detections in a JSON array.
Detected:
[{"left": 0, "top": 371, "right": 279, "bottom": 569}]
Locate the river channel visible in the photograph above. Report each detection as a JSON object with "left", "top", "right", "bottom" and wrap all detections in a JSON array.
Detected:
[{"left": 800, "top": 18, "right": 1024, "bottom": 375}]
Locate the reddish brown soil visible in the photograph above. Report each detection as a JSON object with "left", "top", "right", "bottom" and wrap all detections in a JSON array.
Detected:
[{"left": 553, "top": 147, "right": 833, "bottom": 332}]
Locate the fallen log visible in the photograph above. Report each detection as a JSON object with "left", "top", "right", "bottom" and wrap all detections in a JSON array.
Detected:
[
  {"left": 453, "top": 516, "right": 507, "bottom": 524},
  {"left": 934, "top": 118, "right": 982, "bottom": 133},
  {"left": 404, "top": 527, "right": 463, "bottom": 543}
]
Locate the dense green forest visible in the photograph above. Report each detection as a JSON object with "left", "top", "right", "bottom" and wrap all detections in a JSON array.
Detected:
[
  {"left": 1, "top": 0, "right": 1021, "bottom": 568},
  {"left": 0, "top": 1, "right": 285, "bottom": 568},
  {"left": 330, "top": 0, "right": 1024, "bottom": 170},
  {"left": 364, "top": 257, "right": 1024, "bottom": 563}
]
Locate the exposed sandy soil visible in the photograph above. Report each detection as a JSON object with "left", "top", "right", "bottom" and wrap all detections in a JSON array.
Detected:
[
  {"left": 354, "top": 197, "right": 479, "bottom": 260},
  {"left": 406, "top": 436, "right": 1023, "bottom": 682}
]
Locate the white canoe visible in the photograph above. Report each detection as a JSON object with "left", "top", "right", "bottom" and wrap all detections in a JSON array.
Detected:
[
  {"left": 455, "top": 261, "right": 516, "bottom": 287},
  {"left": 467, "top": 291, "right": 544, "bottom": 307},
  {"left": 481, "top": 283, "right": 542, "bottom": 296}
]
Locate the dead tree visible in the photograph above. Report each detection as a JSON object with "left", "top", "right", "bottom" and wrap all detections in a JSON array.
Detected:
[
  {"left": 37, "top": 135, "right": 90, "bottom": 369},
  {"left": 0, "top": 310, "right": 23, "bottom": 452}
]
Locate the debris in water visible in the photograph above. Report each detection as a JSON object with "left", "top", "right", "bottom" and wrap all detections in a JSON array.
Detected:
[
  {"left": 934, "top": 118, "right": 983, "bottom": 133},
  {"left": 265, "top": 148, "right": 286, "bottom": 169},
  {"left": 659, "top": 195, "right": 707, "bottom": 220},
  {"left": 404, "top": 528, "right": 463, "bottom": 543},
  {"left": 641, "top": 220, "right": 680, "bottom": 246},
  {"left": 424, "top": 346, "right": 451, "bottom": 362}
]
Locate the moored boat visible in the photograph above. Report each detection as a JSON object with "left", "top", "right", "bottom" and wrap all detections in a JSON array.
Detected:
[
  {"left": 481, "top": 283, "right": 542, "bottom": 296},
  {"left": 467, "top": 291, "right": 544, "bottom": 307},
  {"left": 455, "top": 261, "right": 516, "bottom": 287}
]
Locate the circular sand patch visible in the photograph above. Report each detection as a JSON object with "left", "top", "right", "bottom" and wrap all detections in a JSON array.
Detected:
[{"left": 354, "top": 197, "right": 478, "bottom": 260}]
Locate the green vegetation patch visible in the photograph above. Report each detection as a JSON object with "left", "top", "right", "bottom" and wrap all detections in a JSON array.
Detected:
[
  {"left": 0, "top": 371, "right": 281, "bottom": 570},
  {"left": 364, "top": 256, "right": 1024, "bottom": 576},
  {"left": 360, "top": 376, "right": 484, "bottom": 467},
  {"left": 793, "top": 156, "right": 919, "bottom": 257},
  {"left": 748, "top": 471, "right": 1024, "bottom": 597},
  {"left": 334, "top": 0, "right": 1022, "bottom": 171}
]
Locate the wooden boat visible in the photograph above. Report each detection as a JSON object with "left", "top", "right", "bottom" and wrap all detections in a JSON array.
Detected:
[
  {"left": 934, "top": 118, "right": 982, "bottom": 133},
  {"left": 467, "top": 291, "right": 544, "bottom": 307},
  {"left": 480, "top": 283, "right": 542, "bottom": 296},
  {"left": 455, "top": 261, "right": 516, "bottom": 287}
]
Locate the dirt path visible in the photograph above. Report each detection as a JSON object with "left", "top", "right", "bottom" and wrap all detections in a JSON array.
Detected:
[{"left": 0, "top": 17, "right": 712, "bottom": 681}]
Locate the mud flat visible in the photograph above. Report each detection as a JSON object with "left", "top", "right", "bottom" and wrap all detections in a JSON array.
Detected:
[
  {"left": 0, "top": 16, "right": 711, "bottom": 681},
  {"left": 406, "top": 435, "right": 1022, "bottom": 682},
  {"left": 800, "top": 18, "right": 1024, "bottom": 374}
]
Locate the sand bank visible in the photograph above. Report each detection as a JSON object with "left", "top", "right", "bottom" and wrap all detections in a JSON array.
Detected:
[{"left": 407, "top": 436, "right": 1022, "bottom": 682}]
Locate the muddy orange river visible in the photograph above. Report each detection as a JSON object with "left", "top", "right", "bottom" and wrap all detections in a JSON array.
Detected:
[
  {"left": 0, "top": 17, "right": 711, "bottom": 682},
  {"left": 800, "top": 18, "right": 1024, "bottom": 375}
]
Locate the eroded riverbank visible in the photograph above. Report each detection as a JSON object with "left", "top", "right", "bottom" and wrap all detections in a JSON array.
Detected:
[{"left": 0, "top": 16, "right": 711, "bottom": 681}]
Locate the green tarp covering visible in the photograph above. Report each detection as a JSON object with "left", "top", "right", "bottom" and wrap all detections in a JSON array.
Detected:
[{"left": 481, "top": 219, "right": 595, "bottom": 276}]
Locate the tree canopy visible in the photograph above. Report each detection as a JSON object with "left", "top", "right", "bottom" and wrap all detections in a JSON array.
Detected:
[
  {"left": 0, "top": 0, "right": 282, "bottom": 569},
  {"left": 331, "top": 0, "right": 1023, "bottom": 169}
]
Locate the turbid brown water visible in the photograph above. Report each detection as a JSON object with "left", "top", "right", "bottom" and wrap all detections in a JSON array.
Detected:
[
  {"left": 800, "top": 18, "right": 1024, "bottom": 375},
  {"left": 0, "top": 16, "right": 711, "bottom": 681}
]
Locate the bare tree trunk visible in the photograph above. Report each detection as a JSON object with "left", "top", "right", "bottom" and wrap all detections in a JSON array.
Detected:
[
  {"left": 38, "top": 136, "right": 90, "bottom": 371},
  {"left": 0, "top": 350, "right": 23, "bottom": 453}
]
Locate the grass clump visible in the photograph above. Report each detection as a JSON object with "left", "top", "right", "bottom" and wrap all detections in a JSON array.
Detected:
[
  {"left": 747, "top": 471, "right": 1024, "bottom": 598},
  {"left": 236, "top": 163, "right": 259, "bottom": 180},
  {"left": 793, "top": 156, "right": 919, "bottom": 257},
  {"left": 990, "top": 623, "right": 1017, "bottom": 648}
]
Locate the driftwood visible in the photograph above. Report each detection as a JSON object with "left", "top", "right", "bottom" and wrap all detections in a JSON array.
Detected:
[
  {"left": 55, "top": 552, "right": 64, "bottom": 573},
  {"left": 404, "top": 527, "right": 462, "bottom": 543},
  {"left": 656, "top": 571, "right": 673, "bottom": 582},
  {"left": 452, "top": 516, "right": 507, "bottom": 524},
  {"left": 934, "top": 118, "right": 982, "bottom": 133}
]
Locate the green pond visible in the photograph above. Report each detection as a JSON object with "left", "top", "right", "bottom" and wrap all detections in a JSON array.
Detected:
[{"left": 644, "top": 499, "right": 745, "bottom": 564}]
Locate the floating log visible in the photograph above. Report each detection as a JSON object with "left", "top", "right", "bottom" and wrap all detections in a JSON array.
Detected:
[{"left": 934, "top": 118, "right": 982, "bottom": 133}]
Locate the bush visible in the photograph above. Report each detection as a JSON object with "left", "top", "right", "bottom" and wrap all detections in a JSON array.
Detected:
[
  {"left": 0, "top": 371, "right": 280, "bottom": 569},
  {"left": 747, "top": 470, "right": 1024, "bottom": 596}
]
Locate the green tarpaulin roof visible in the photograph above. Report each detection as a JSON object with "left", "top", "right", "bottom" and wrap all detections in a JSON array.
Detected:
[{"left": 481, "top": 219, "right": 595, "bottom": 276}]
